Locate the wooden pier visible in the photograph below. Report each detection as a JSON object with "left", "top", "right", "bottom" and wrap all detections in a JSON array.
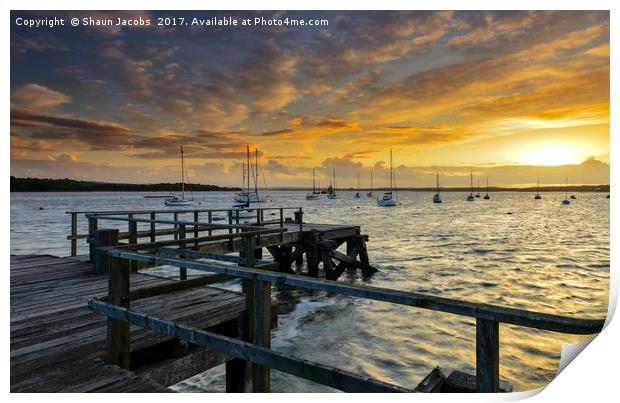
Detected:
[
  {"left": 10, "top": 254, "right": 248, "bottom": 392},
  {"left": 10, "top": 206, "right": 606, "bottom": 393}
]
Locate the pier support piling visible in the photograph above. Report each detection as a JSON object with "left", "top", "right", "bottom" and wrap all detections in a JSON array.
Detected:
[
  {"left": 107, "top": 255, "right": 131, "bottom": 369},
  {"left": 93, "top": 229, "right": 119, "bottom": 274},
  {"left": 476, "top": 318, "right": 500, "bottom": 393}
]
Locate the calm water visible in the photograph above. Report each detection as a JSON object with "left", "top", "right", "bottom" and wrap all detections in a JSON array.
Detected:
[{"left": 10, "top": 191, "right": 610, "bottom": 392}]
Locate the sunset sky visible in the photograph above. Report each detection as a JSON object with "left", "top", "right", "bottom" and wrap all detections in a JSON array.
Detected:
[{"left": 10, "top": 10, "right": 610, "bottom": 188}]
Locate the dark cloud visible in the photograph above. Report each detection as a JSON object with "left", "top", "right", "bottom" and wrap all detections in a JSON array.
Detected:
[{"left": 10, "top": 108, "right": 134, "bottom": 150}]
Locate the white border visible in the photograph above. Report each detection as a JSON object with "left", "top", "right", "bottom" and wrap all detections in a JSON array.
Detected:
[{"left": 3, "top": 2, "right": 616, "bottom": 402}]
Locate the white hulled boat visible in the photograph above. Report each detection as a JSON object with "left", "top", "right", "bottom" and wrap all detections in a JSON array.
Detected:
[
  {"left": 233, "top": 146, "right": 267, "bottom": 204},
  {"left": 466, "top": 171, "right": 475, "bottom": 201},
  {"left": 306, "top": 168, "right": 320, "bottom": 200},
  {"left": 165, "top": 146, "right": 194, "bottom": 206},
  {"left": 377, "top": 149, "right": 398, "bottom": 207},
  {"left": 327, "top": 167, "right": 338, "bottom": 199}
]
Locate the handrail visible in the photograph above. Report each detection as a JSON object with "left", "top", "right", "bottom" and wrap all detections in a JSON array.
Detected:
[
  {"left": 88, "top": 215, "right": 282, "bottom": 233},
  {"left": 66, "top": 206, "right": 302, "bottom": 256},
  {"left": 108, "top": 248, "right": 605, "bottom": 335},
  {"left": 67, "top": 207, "right": 302, "bottom": 215}
]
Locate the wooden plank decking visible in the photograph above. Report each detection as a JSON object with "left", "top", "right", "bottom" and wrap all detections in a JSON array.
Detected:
[{"left": 10, "top": 255, "right": 246, "bottom": 392}]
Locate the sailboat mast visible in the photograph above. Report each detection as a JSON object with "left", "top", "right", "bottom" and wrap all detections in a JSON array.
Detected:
[
  {"left": 470, "top": 171, "right": 473, "bottom": 193},
  {"left": 181, "top": 146, "right": 185, "bottom": 199},
  {"left": 390, "top": 149, "right": 393, "bottom": 191},
  {"left": 255, "top": 148, "right": 259, "bottom": 195},
  {"left": 370, "top": 170, "right": 373, "bottom": 191},
  {"left": 436, "top": 173, "right": 440, "bottom": 194},
  {"left": 537, "top": 177, "right": 540, "bottom": 195},
  {"left": 246, "top": 146, "right": 250, "bottom": 195},
  {"left": 312, "top": 168, "right": 316, "bottom": 193}
]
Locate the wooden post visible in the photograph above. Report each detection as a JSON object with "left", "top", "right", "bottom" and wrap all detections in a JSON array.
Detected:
[
  {"left": 476, "top": 318, "right": 500, "bottom": 393},
  {"left": 240, "top": 234, "right": 271, "bottom": 392},
  {"left": 295, "top": 208, "right": 303, "bottom": 232},
  {"left": 173, "top": 212, "right": 179, "bottom": 240},
  {"left": 107, "top": 255, "right": 130, "bottom": 369},
  {"left": 70, "top": 212, "right": 77, "bottom": 256},
  {"left": 279, "top": 208, "right": 284, "bottom": 242},
  {"left": 306, "top": 248, "right": 320, "bottom": 277},
  {"left": 255, "top": 209, "right": 262, "bottom": 258},
  {"left": 228, "top": 211, "right": 233, "bottom": 250},
  {"left": 179, "top": 224, "right": 187, "bottom": 280},
  {"left": 87, "top": 215, "right": 98, "bottom": 262},
  {"left": 128, "top": 215, "right": 137, "bottom": 272},
  {"left": 251, "top": 278, "right": 271, "bottom": 392},
  {"left": 150, "top": 212, "right": 156, "bottom": 242},
  {"left": 194, "top": 211, "right": 199, "bottom": 248},
  {"left": 93, "top": 229, "right": 119, "bottom": 274},
  {"left": 228, "top": 211, "right": 233, "bottom": 235},
  {"left": 208, "top": 211, "right": 213, "bottom": 237}
]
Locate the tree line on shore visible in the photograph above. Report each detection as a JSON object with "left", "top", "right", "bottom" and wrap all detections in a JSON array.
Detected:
[{"left": 10, "top": 177, "right": 240, "bottom": 192}]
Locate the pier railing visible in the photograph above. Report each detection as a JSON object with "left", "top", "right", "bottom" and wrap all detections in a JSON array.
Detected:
[
  {"left": 66, "top": 207, "right": 303, "bottom": 257},
  {"left": 87, "top": 226, "right": 606, "bottom": 393}
]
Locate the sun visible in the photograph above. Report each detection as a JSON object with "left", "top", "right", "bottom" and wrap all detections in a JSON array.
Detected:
[{"left": 517, "top": 144, "right": 584, "bottom": 166}]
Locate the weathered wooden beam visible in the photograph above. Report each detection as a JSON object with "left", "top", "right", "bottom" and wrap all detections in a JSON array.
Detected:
[
  {"left": 476, "top": 318, "right": 500, "bottom": 393},
  {"left": 266, "top": 245, "right": 295, "bottom": 274},
  {"left": 150, "top": 212, "right": 156, "bottom": 242},
  {"left": 89, "top": 299, "right": 411, "bottom": 393},
  {"left": 93, "top": 229, "right": 119, "bottom": 274},
  {"left": 178, "top": 224, "right": 187, "bottom": 280},
  {"left": 319, "top": 247, "right": 339, "bottom": 280},
  {"left": 106, "top": 256, "right": 130, "bottom": 369},
  {"left": 70, "top": 212, "right": 78, "bottom": 256},
  {"left": 87, "top": 216, "right": 98, "bottom": 262},
  {"left": 331, "top": 249, "right": 378, "bottom": 276},
  {"left": 246, "top": 279, "right": 271, "bottom": 392},
  {"left": 128, "top": 216, "right": 138, "bottom": 272},
  {"left": 108, "top": 250, "right": 605, "bottom": 335}
]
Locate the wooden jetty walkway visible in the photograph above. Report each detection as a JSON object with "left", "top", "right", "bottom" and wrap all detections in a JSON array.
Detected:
[
  {"left": 10, "top": 206, "right": 606, "bottom": 393},
  {"left": 10, "top": 254, "right": 247, "bottom": 392}
]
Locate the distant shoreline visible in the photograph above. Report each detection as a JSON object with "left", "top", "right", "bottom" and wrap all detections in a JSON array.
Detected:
[
  {"left": 10, "top": 177, "right": 240, "bottom": 192},
  {"left": 9, "top": 177, "right": 608, "bottom": 193}
]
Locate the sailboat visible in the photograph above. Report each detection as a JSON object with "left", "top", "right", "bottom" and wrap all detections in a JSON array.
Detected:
[
  {"left": 354, "top": 172, "right": 361, "bottom": 198},
  {"left": 535, "top": 177, "right": 542, "bottom": 199},
  {"left": 562, "top": 178, "right": 570, "bottom": 205},
  {"left": 377, "top": 149, "right": 398, "bottom": 207},
  {"left": 234, "top": 147, "right": 267, "bottom": 204},
  {"left": 475, "top": 180, "right": 481, "bottom": 197},
  {"left": 483, "top": 177, "right": 490, "bottom": 200},
  {"left": 432, "top": 173, "right": 442, "bottom": 203},
  {"left": 466, "top": 171, "right": 475, "bottom": 201},
  {"left": 367, "top": 170, "right": 373, "bottom": 197},
  {"left": 306, "top": 168, "right": 320, "bottom": 200},
  {"left": 165, "top": 146, "right": 194, "bottom": 206},
  {"left": 327, "top": 168, "right": 338, "bottom": 199}
]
